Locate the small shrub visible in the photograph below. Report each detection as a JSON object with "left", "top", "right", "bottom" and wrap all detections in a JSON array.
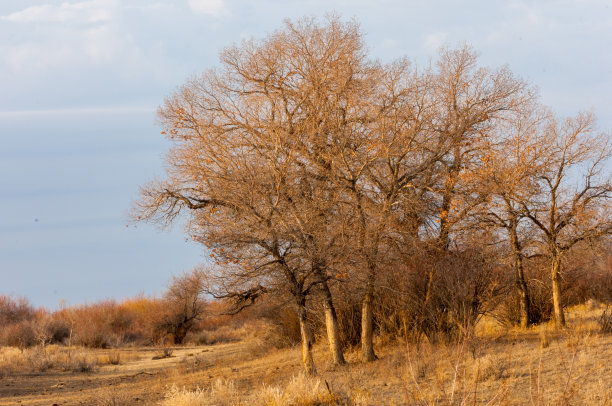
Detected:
[
  {"left": 107, "top": 350, "right": 122, "bottom": 365},
  {"left": 153, "top": 346, "right": 174, "bottom": 360},
  {"left": 189, "top": 328, "right": 238, "bottom": 346},
  {"left": 475, "top": 354, "right": 507, "bottom": 382},
  {"left": 70, "top": 353, "right": 98, "bottom": 372},
  {"left": 75, "top": 331, "right": 110, "bottom": 349},
  {"left": 161, "top": 384, "right": 208, "bottom": 406},
  {"left": 599, "top": 308, "right": 612, "bottom": 334},
  {"left": 26, "top": 347, "right": 53, "bottom": 372}
]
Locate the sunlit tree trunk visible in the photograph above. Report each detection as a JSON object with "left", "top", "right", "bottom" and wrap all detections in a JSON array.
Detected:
[
  {"left": 297, "top": 301, "right": 316, "bottom": 375},
  {"left": 509, "top": 219, "right": 531, "bottom": 328},
  {"left": 321, "top": 279, "right": 345, "bottom": 365},
  {"left": 550, "top": 252, "right": 566, "bottom": 327},
  {"left": 361, "top": 281, "right": 377, "bottom": 362}
]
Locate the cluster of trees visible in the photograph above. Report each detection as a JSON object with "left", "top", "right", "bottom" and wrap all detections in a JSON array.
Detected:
[
  {"left": 134, "top": 17, "right": 611, "bottom": 373},
  {"left": 0, "top": 271, "right": 209, "bottom": 348}
]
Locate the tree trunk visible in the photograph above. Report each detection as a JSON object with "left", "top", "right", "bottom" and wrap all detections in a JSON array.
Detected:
[
  {"left": 517, "top": 266, "right": 531, "bottom": 329},
  {"left": 321, "top": 279, "right": 345, "bottom": 365},
  {"left": 297, "top": 304, "right": 316, "bottom": 374},
  {"left": 509, "top": 225, "right": 531, "bottom": 328},
  {"left": 551, "top": 254, "right": 566, "bottom": 328},
  {"left": 361, "top": 285, "right": 377, "bottom": 362}
]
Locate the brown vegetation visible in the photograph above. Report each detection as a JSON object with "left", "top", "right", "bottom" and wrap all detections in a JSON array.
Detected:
[{"left": 133, "top": 16, "right": 611, "bottom": 375}]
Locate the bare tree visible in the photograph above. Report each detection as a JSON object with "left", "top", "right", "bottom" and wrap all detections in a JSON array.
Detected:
[
  {"left": 161, "top": 268, "right": 207, "bottom": 344},
  {"left": 520, "top": 112, "right": 612, "bottom": 327},
  {"left": 133, "top": 16, "right": 377, "bottom": 372},
  {"left": 475, "top": 108, "right": 550, "bottom": 327},
  {"left": 426, "top": 47, "right": 534, "bottom": 249}
]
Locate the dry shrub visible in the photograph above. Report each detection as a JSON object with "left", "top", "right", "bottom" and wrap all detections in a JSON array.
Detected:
[
  {"left": 25, "top": 346, "right": 54, "bottom": 372},
  {"left": 332, "top": 290, "right": 362, "bottom": 347},
  {"left": 153, "top": 345, "right": 174, "bottom": 360},
  {"left": 0, "top": 295, "right": 40, "bottom": 348},
  {"left": 599, "top": 308, "right": 612, "bottom": 334},
  {"left": 374, "top": 245, "right": 507, "bottom": 343},
  {"left": 0, "top": 295, "right": 36, "bottom": 326},
  {"left": 44, "top": 318, "right": 72, "bottom": 343},
  {"left": 252, "top": 299, "right": 302, "bottom": 348},
  {"left": 107, "top": 350, "right": 122, "bottom": 365},
  {"left": 475, "top": 353, "right": 508, "bottom": 382},
  {"left": 564, "top": 243, "right": 612, "bottom": 304},
  {"left": 0, "top": 320, "right": 37, "bottom": 348},
  {"left": 50, "top": 297, "right": 170, "bottom": 348},
  {"left": 493, "top": 257, "right": 557, "bottom": 327},
  {"left": 94, "top": 390, "right": 133, "bottom": 406},
  {"left": 186, "top": 325, "right": 241, "bottom": 346},
  {"left": 69, "top": 352, "right": 98, "bottom": 372}
]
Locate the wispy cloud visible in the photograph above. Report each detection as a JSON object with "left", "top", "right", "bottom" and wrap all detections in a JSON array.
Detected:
[
  {"left": 1, "top": 0, "right": 116, "bottom": 24},
  {"left": 187, "top": 0, "right": 227, "bottom": 17}
]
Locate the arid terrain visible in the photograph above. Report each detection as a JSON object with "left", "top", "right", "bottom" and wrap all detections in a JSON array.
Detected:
[{"left": 1, "top": 304, "right": 610, "bottom": 405}]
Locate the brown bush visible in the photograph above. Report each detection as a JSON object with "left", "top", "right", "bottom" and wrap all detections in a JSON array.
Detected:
[
  {"left": 44, "top": 318, "right": 72, "bottom": 344},
  {"left": 251, "top": 297, "right": 302, "bottom": 348},
  {"left": 0, "top": 295, "right": 36, "bottom": 326},
  {"left": 0, "top": 320, "right": 37, "bottom": 348},
  {"left": 0, "top": 296, "right": 39, "bottom": 348},
  {"left": 369, "top": 245, "right": 508, "bottom": 343},
  {"left": 600, "top": 308, "right": 612, "bottom": 334}
]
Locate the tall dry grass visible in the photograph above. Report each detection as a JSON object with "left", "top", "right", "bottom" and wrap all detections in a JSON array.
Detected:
[{"left": 161, "top": 373, "right": 347, "bottom": 406}]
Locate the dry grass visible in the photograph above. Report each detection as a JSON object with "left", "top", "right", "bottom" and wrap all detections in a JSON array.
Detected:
[
  {"left": 161, "top": 374, "right": 346, "bottom": 406},
  {"left": 2, "top": 305, "right": 611, "bottom": 405},
  {"left": 0, "top": 344, "right": 143, "bottom": 377},
  {"left": 0, "top": 345, "right": 98, "bottom": 375}
]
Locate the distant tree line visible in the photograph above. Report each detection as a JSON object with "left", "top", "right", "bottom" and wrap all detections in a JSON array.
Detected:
[{"left": 134, "top": 17, "right": 612, "bottom": 374}]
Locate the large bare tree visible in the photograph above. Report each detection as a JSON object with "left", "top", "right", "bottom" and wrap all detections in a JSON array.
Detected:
[
  {"left": 133, "top": 16, "right": 379, "bottom": 372},
  {"left": 520, "top": 112, "right": 612, "bottom": 327}
]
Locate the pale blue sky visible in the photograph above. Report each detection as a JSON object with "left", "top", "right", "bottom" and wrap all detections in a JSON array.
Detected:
[{"left": 1, "top": 0, "right": 610, "bottom": 308}]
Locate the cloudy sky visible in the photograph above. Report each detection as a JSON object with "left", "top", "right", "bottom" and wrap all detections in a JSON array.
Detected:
[{"left": 1, "top": 0, "right": 611, "bottom": 308}]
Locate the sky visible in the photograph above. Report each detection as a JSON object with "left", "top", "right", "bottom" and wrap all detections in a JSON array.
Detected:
[{"left": 1, "top": 0, "right": 611, "bottom": 309}]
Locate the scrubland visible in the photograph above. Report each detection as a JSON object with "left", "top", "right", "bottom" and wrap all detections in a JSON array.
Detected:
[{"left": 0, "top": 302, "right": 610, "bottom": 405}]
